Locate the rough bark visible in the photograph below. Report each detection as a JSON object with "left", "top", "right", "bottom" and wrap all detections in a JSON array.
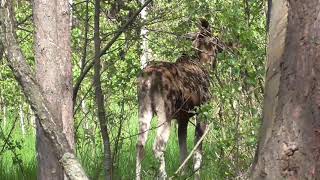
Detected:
[
  {"left": 93, "top": 0, "right": 112, "bottom": 179},
  {"left": 32, "top": 0, "right": 74, "bottom": 178},
  {"left": 251, "top": 0, "right": 320, "bottom": 179},
  {"left": 0, "top": 1, "right": 88, "bottom": 179}
]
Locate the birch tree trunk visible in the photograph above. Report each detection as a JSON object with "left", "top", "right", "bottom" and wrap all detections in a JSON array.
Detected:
[
  {"left": 251, "top": 0, "right": 320, "bottom": 179},
  {"left": 33, "top": 0, "right": 74, "bottom": 179},
  {"left": 3, "top": 106, "right": 6, "bottom": 128},
  {"left": 139, "top": 0, "right": 151, "bottom": 68},
  {"left": 0, "top": 70, "right": 6, "bottom": 128},
  {"left": 19, "top": 103, "right": 25, "bottom": 137}
]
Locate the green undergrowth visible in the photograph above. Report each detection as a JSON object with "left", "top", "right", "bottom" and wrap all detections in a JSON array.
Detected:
[{"left": 0, "top": 113, "right": 258, "bottom": 180}]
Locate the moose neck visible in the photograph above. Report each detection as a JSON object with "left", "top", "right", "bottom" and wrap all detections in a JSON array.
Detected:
[{"left": 198, "top": 50, "right": 216, "bottom": 68}]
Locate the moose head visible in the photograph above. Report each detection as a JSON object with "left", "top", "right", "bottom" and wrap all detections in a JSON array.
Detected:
[{"left": 187, "top": 19, "right": 224, "bottom": 69}]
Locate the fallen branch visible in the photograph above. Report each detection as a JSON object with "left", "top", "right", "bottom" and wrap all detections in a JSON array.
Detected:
[{"left": 170, "top": 122, "right": 212, "bottom": 179}]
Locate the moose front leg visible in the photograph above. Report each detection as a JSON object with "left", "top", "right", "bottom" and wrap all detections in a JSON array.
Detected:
[
  {"left": 153, "top": 116, "right": 171, "bottom": 180},
  {"left": 193, "top": 121, "right": 207, "bottom": 180}
]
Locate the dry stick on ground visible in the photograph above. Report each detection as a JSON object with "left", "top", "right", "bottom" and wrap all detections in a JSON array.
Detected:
[
  {"left": 0, "top": 1, "right": 88, "bottom": 180},
  {"left": 170, "top": 122, "right": 213, "bottom": 179}
]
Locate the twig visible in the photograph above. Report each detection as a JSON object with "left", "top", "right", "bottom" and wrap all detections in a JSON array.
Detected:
[
  {"left": 72, "top": 0, "right": 153, "bottom": 103},
  {"left": 0, "top": 116, "right": 25, "bottom": 177},
  {"left": 171, "top": 123, "right": 212, "bottom": 178},
  {"left": 0, "top": 116, "right": 18, "bottom": 154}
]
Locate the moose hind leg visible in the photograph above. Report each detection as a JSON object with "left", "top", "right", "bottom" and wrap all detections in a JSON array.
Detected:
[
  {"left": 193, "top": 122, "right": 207, "bottom": 180},
  {"left": 178, "top": 119, "right": 188, "bottom": 174},
  {"left": 153, "top": 105, "right": 171, "bottom": 180},
  {"left": 136, "top": 101, "right": 153, "bottom": 180}
]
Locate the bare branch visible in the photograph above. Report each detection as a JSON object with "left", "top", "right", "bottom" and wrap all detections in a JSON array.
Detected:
[{"left": 72, "top": 0, "right": 153, "bottom": 104}]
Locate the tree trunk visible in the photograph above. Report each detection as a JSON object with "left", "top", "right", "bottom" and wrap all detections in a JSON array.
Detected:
[
  {"left": 0, "top": 1, "right": 87, "bottom": 179},
  {"left": 251, "top": 0, "right": 320, "bottom": 179},
  {"left": 93, "top": 0, "right": 112, "bottom": 179},
  {"left": 72, "top": 0, "right": 152, "bottom": 102},
  {"left": 2, "top": 103, "right": 6, "bottom": 128},
  {"left": 139, "top": 0, "right": 151, "bottom": 68},
  {"left": 0, "top": 73, "right": 6, "bottom": 128},
  {"left": 0, "top": 41, "right": 3, "bottom": 60},
  {"left": 33, "top": 0, "right": 74, "bottom": 179},
  {"left": 19, "top": 103, "right": 25, "bottom": 137},
  {"left": 30, "top": 105, "right": 36, "bottom": 135}
]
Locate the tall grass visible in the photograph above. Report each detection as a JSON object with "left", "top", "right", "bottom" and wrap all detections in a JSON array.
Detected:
[
  {"left": 0, "top": 111, "right": 257, "bottom": 180},
  {"left": 0, "top": 127, "right": 37, "bottom": 180}
]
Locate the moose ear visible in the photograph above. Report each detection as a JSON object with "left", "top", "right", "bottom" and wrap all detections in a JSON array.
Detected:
[
  {"left": 199, "top": 18, "right": 211, "bottom": 36},
  {"left": 200, "top": 19, "right": 209, "bottom": 29},
  {"left": 185, "top": 32, "right": 198, "bottom": 41}
]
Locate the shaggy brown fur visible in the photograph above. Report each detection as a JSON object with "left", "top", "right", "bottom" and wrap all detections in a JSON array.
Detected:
[
  {"left": 138, "top": 55, "right": 211, "bottom": 120},
  {"left": 136, "top": 19, "right": 222, "bottom": 180}
]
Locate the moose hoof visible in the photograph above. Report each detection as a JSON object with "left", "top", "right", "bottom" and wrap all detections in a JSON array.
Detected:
[{"left": 157, "top": 171, "right": 167, "bottom": 180}]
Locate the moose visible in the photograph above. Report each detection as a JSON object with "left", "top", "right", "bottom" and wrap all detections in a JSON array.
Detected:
[{"left": 136, "top": 19, "right": 224, "bottom": 180}]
